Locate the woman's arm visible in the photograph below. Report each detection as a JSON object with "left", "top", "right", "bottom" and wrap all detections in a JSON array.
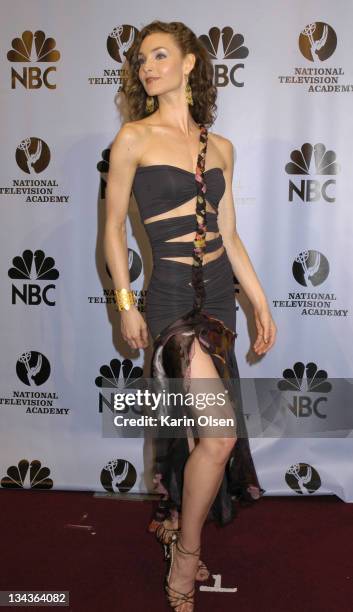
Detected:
[
  {"left": 104, "top": 123, "right": 140, "bottom": 289},
  {"left": 104, "top": 122, "right": 149, "bottom": 350},
  {"left": 217, "top": 138, "right": 277, "bottom": 354}
]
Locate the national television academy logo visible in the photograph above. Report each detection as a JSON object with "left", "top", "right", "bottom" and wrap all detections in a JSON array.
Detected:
[
  {"left": 272, "top": 250, "right": 348, "bottom": 318},
  {"left": 278, "top": 21, "right": 352, "bottom": 93},
  {"left": 106, "top": 25, "right": 138, "bottom": 62},
  {"left": 16, "top": 137, "right": 51, "bottom": 174},
  {"left": 0, "top": 137, "right": 69, "bottom": 205},
  {"left": 285, "top": 463, "right": 321, "bottom": 494},
  {"left": 292, "top": 250, "right": 329, "bottom": 287},
  {"left": 88, "top": 24, "right": 139, "bottom": 89},
  {"left": 298, "top": 22, "right": 337, "bottom": 62},
  {"left": 106, "top": 249, "right": 142, "bottom": 284},
  {"left": 100, "top": 458, "right": 137, "bottom": 493},
  {"left": 0, "top": 350, "right": 66, "bottom": 415},
  {"left": 16, "top": 351, "right": 51, "bottom": 386}
]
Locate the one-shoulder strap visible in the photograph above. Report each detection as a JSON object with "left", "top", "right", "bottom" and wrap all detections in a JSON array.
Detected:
[
  {"left": 191, "top": 124, "right": 208, "bottom": 310},
  {"left": 195, "top": 123, "right": 208, "bottom": 176}
]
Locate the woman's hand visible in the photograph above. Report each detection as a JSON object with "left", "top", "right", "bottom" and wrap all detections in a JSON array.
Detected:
[
  {"left": 253, "top": 303, "right": 277, "bottom": 355},
  {"left": 120, "top": 306, "right": 149, "bottom": 350}
]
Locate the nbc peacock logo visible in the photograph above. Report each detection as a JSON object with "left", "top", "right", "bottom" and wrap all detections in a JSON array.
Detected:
[
  {"left": 285, "top": 143, "right": 340, "bottom": 204},
  {"left": 278, "top": 361, "right": 332, "bottom": 419},
  {"left": 7, "top": 30, "right": 60, "bottom": 89},
  {"left": 255, "top": 361, "right": 353, "bottom": 437},
  {"left": 95, "top": 358, "right": 144, "bottom": 414},
  {"left": 199, "top": 26, "right": 249, "bottom": 88},
  {"left": 8, "top": 249, "right": 59, "bottom": 306},
  {"left": 1, "top": 459, "right": 54, "bottom": 489}
]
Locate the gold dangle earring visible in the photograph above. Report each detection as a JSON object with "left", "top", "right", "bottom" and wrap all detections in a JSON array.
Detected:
[
  {"left": 145, "top": 95, "right": 155, "bottom": 113},
  {"left": 185, "top": 76, "right": 193, "bottom": 106}
]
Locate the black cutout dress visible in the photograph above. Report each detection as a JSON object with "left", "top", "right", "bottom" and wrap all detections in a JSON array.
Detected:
[{"left": 132, "top": 124, "right": 264, "bottom": 529}]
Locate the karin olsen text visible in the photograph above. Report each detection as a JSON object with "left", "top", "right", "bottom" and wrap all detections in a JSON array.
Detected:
[{"left": 114, "top": 415, "right": 235, "bottom": 428}]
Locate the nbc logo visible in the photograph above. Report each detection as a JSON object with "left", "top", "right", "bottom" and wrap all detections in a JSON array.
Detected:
[
  {"left": 1, "top": 459, "right": 53, "bottom": 489},
  {"left": 95, "top": 358, "right": 143, "bottom": 414},
  {"left": 285, "top": 143, "right": 340, "bottom": 203},
  {"left": 278, "top": 361, "right": 332, "bottom": 419},
  {"left": 7, "top": 30, "right": 60, "bottom": 89},
  {"left": 8, "top": 250, "right": 59, "bottom": 306},
  {"left": 199, "top": 26, "right": 249, "bottom": 88}
]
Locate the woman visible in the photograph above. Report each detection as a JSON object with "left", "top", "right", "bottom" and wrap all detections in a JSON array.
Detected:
[{"left": 104, "top": 20, "right": 276, "bottom": 611}]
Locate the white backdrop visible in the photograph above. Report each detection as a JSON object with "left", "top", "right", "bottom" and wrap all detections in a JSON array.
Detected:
[{"left": 1, "top": 0, "right": 352, "bottom": 502}]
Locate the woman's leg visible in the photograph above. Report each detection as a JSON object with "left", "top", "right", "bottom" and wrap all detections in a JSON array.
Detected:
[{"left": 168, "top": 337, "right": 237, "bottom": 601}]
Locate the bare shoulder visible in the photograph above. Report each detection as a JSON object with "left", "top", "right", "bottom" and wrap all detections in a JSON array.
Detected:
[
  {"left": 109, "top": 120, "right": 149, "bottom": 168},
  {"left": 209, "top": 130, "right": 235, "bottom": 170},
  {"left": 111, "top": 120, "right": 146, "bottom": 151}
]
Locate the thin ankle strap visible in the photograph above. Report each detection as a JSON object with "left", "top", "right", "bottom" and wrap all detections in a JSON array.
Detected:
[{"left": 176, "top": 536, "right": 201, "bottom": 557}]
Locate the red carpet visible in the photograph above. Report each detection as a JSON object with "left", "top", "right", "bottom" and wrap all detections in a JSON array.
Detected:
[{"left": 1, "top": 490, "right": 352, "bottom": 611}]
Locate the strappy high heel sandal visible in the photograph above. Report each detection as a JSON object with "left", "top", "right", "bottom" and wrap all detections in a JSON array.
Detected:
[
  {"left": 165, "top": 532, "right": 200, "bottom": 611},
  {"left": 155, "top": 522, "right": 210, "bottom": 581}
]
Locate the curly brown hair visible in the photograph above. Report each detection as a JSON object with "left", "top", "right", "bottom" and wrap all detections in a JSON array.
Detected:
[{"left": 121, "top": 20, "right": 217, "bottom": 127}]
